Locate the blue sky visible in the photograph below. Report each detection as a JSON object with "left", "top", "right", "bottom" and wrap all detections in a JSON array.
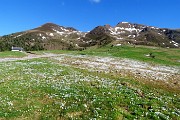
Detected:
[{"left": 0, "top": 0, "right": 180, "bottom": 36}]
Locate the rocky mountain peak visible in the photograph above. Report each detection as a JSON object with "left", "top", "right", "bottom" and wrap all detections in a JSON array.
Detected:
[
  {"left": 88, "top": 26, "right": 110, "bottom": 36},
  {"left": 104, "top": 24, "right": 112, "bottom": 29},
  {"left": 36, "top": 23, "right": 59, "bottom": 31},
  {"left": 35, "top": 23, "right": 78, "bottom": 33},
  {"left": 40, "top": 22, "right": 59, "bottom": 28},
  {"left": 116, "top": 21, "right": 131, "bottom": 27}
]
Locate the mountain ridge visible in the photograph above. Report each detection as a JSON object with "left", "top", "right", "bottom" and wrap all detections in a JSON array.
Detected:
[{"left": 0, "top": 22, "right": 179, "bottom": 51}]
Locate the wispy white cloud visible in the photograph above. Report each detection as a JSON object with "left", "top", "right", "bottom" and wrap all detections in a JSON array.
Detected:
[{"left": 90, "top": 0, "right": 101, "bottom": 3}]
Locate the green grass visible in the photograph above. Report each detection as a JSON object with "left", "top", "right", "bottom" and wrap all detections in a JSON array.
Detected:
[
  {"left": 0, "top": 51, "right": 26, "bottom": 58},
  {"left": 0, "top": 46, "right": 179, "bottom": 119},
  {"left": 75, "top": 45, "right": 180, "bottom": 66},
  {"left": 0, "top": 58, "right": 179, "bottom": 119},
  {"left": 38, "top": 45, "right": 180, "bottom": 66},
  {"left": 3, "top": 45, "right": 180, "bottom": 66}
]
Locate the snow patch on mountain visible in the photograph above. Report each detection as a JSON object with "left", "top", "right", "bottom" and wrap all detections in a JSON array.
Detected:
[
  {"left": 121, "top": 22, "right": 129, "bottom": 24},
  {"left": 42, "top": 36, "right": 46, "bottom": 39},
  {"left": 50, "top": 33, "right": 54, "bottom": 36},
  {"left": 171, "top": 41, "right": 179, "bottom": 47}
]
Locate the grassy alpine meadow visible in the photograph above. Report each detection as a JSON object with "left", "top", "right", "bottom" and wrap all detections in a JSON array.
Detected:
[
  {"left": 73, "top": 45, "right": 180, "bottom": 66},
  {"left": 35, "top": 45, "right": 180, "bottom": 66},
  {"left": 0, "top": 56, "right": 179, "bottom": 119},
  {"left": 0, "top": 51, "right": 26, "bottom": 58},
  {"left": 3, "top": 45, "right": 180, "bottom": 66}
]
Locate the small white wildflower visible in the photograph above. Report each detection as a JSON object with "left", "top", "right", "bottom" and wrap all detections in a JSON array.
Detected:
[
  {"left": 83, "top": 104, "right": 87, "bottom": 108},
  {"left": 7, "top": 101, "right": 13, "bottom": 106}
]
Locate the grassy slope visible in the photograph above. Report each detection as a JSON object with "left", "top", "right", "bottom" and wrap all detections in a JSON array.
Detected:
[
  {"left": 0, "top": 46, "right": 179, "bottom": 119},
  {"left": 41, "top": 45, "right": 180, "bottom": 66},
  {"left": 0, "top": 58, "right": 179, "bottom": 119},
  {"left": 77, "top": 45, "right": 180, "bottom": 66},
  {"left": 0, "top": 51, "right": 26, "bottom": 58}
]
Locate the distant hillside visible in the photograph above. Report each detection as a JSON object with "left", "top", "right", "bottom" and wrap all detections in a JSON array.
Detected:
[
  {"left": 83, "top": 22, "right": 180, "bottom": 48},
  {"left": 0, "top": 23, "right": 86, "bottom": 51},
  {"left": 78, "top": 26, "right": 114, "bottom": 47},
  {"left": 0, "top": 22, "right": 179, "bottom": 51}
]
